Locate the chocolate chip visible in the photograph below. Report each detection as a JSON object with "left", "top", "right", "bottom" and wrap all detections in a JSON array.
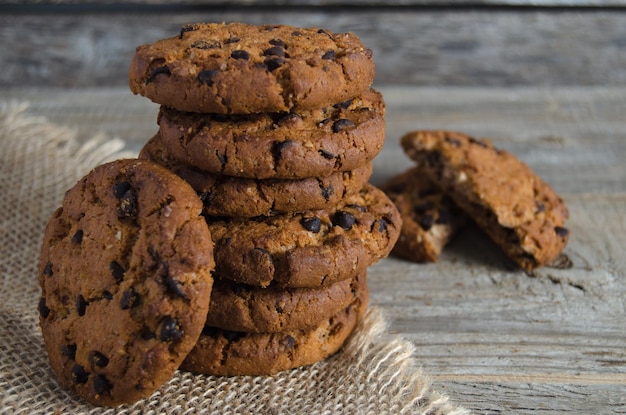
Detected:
[
  {"left": 224, "top": 36, "right": 240, "bottom": 44},
  {"left": 76, "top": 295, "right": 87, "bottom": 316},
  {"left": 93, "top": 374, "right": 112, "bottom": 395},
  {"left": 263, "top": 46, "right": 286, "bottom": 57},
  {"left": 110, "top": 261, "right": 125, "bottom": 283},
  {"left": 197, "top": 69, "right": 220, "bottom": 86},
  {"left": 269, "top": 38, "right": 286, "bottom": 47},
  {"left": 191, "top": 39, "right": 221, "bottom": 49},
  {"left": 117, "top": 189, "right": 137, "bottom": 220},
  {"left": 436, "top": 208, "right": 451, "bottom": 225},
  {"left": 272, "top": 140, "right": 293, "bottom": 163},
  {"left": 146, "top": 66, "right": 171, "bottom": 84},
  {"left": 71, "top": 229, "right": 83, "bottom": 244},
  {"left": 275, "top": 304, "right": 284, "bottom": 314},
  {"left": 159, "top": 317, "right": 182, "bottom": 342},
  {"left": 332, "top": 119, "right": 356, "bottom": 133},
  {"left": 555, "top": 226, "right": 570, "bottom": 238},
  {"left": 71, "top": 364, "right": 89, "bottom": 384},
  {"left": 265, "top": 57, "right": 286, "bottom": 71},
  {"left": 444, "top": 136, "right": 462, "bottom": 147},
  {"left": 333, "top": 99, "right": 353, "bottom": 109},
  {"left": 301, "top": 217, "right": 322, "bottom": 233},
  {"left": 230, "top": 50, "right": 250, "bottom": 60},
  {"left": 89, "top": 351, "right": 109, "bottom": 367},
  {"left": 112, "top": 181, "right": 131, "bottom": 199},
  {"left": 291, "top": 31, "right": 302, "bottom": 37},
  {"left": 141, "top": 327, "right": 156, "bottom": 340},
  {"left": 102, "top": 291, "right": 113, "bottom": 300},
  {"left": 426, "top": 151, "right": 442, "bottom": 168},
  {"left": 43, "top": 262, "right": 53, "bottom": 277},
  {"left": 468, "top": 136, "right": 488, "bottom": 148},
  {"left": 333, "top": 211, "right": 356, "bottom": 230},
  {"left": 61, "top": 344, "right": 77, "bottom": 360},
  {"left": 413, "top": 201, "right": 434, "bottom": 215},
  {"left": 319, "top": 149, "right": 335, "bottom": 160},
  {"left": 120, "top": 288, "right": 140, "bottom": 310},
  {"left": 38, "top": 297, "right": 50, "bottom": 318},
  {"left": 346, "top": 204, "right": 367, "bottom": 212},
  {"left": 417, "top": 214, "right": 435, "bottom": 231},
  {"left": 165, "top": 271, "right": 188, "bottom": 300},
  {"left": 321, "top": 185, "right": 334, "bottom": 200},
  {"left": 322, "top": 50, "right": 336, "bottom": 60},
  {"left": 179, "top": 24, "right": 197, "bottom": 39},
  {"left": 536, "top": 202, "right": 546, "bottom": 213},
  {"left": 374, "top": 219, "right": 387, "bottom": 232},
  {"left": 283, "top": 334, "right": 295, "bottom": 349}
]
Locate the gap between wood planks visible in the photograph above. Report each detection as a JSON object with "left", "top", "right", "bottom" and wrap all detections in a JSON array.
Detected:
[{"left": 431, "top": 373, "right": 626, "bottom": 384}]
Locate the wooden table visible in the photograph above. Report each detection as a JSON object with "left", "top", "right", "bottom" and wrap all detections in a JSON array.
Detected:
[{"left": 3, "top": 86, "right": 624, "bottom": 414}]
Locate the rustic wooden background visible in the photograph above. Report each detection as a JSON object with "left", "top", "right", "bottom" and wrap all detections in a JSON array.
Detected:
[{"left": 1, "top": 0, "right": 625, "bottom": 87}]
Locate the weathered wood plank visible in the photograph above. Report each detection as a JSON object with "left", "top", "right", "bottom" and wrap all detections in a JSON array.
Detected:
[{"left": 1, "top": 10, "right": 625, "bottom": 87}]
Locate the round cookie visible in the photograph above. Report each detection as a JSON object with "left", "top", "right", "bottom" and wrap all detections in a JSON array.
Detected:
[
  {"left": 209, "top": 184, "right": 401, "bottom": 288},
  {"left": 128, "top": 22, "right": 375, "bottom": 114},
  {"left": 206, "top": 272, "right": 366, "bottom": 333},
  {"left": 139, "top": 132, "right": 373, "bottom": 217},
  {"left": 181, "top": 282, "right": 368, "bottom": 376},
  {"left": 401, "top": 130, "right": 570, "bottom": 270},
  {"left": 157, "top": 88, "right": 385, "bottom": 179},
  {"left": 381, "top": 167, "right": 466, "bottom": 262},
  {"left": 37, "top": 159, "right": 215, "bottom": 406}
]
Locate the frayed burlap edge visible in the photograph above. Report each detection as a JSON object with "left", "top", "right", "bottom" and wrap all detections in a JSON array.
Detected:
[{"left": 0, "top": 102, "right": 469, "bottom": 415}]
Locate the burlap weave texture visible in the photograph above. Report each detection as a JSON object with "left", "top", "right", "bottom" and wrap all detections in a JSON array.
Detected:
[{"left": 0, "top": 102, "right": 468, "bottom": 415}]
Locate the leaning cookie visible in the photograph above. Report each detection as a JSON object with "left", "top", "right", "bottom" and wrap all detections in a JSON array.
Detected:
[
  {"left": 181, "top": 283, "right": 368, "bottom": 376},
  {"left": 129, "top": 22, "right": 375, "bottom": 114},
  {"left": 381, "top": 167, "right": 465, "bottom": 262},
  {"left": 401, "top": 130, "right": 569, "bottom": 270},
  {"left": 157, "top": 89, "right": 385, "bottom": 179},
  {"left": 206, "top": 272, "right": 366, "bottom": 333},
  {"left": 208, "top": 184, "right": 401, "bottom": 288},
  {"left": 139, "top": 133, "right": 373, "bottom": 217},
  {"left": 38, "top": 159, "right": 215, "bottom": 406}
]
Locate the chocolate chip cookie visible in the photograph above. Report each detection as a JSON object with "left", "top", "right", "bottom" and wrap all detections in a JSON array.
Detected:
[
  {"left": 38, "top": 159, "right": 215, "bottom": 406},
  {"left": 206, "top": 272, "right": 366, "bottom": 333},
  {"left": 381, "top": 167, "right": 466, "bottom": 262},
  {"left": 181, "top": 282, "right": 368, "bottom": 376},
  {"left": 157, "top": 89, "right": 385, "bottom": 179},
  {"left": 209, "top": 184, "right": 401, "bottom": 288},
  {"left": 139, "top": 132, "right": 373, "bottom": 217},
  {"left": 401, "top": 130, "right": 570, "bottom": 270},
  {"left": 128, "top": 22, "right": 375, "bottom": 114}
]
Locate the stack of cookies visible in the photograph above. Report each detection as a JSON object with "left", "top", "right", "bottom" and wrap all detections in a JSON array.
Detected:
[
  {"left": 38, "top": 22, "right": 401, "bottom": 407},
  {"left": 130, "top": 23, "right": 402, "bottom": 376}
]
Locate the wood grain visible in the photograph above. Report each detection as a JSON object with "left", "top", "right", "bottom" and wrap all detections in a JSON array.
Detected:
[{"left": 1, "top": 9, "right": 625, "bottom": 87}]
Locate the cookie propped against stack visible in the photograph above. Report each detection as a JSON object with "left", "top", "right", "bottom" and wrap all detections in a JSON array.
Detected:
[{"left": 131, "top": 22, "right": 401, "bottom": 376}]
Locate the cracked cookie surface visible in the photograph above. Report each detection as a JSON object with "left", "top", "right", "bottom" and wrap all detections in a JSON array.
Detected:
[
  {"left": 139, "top": 132, "right": 373, "bottom": 217},
  {"left": 208, "top": 184, "right": 401, "bottom": 288},
  {"left": 401, "top": 130, "right": 570, "bottom": 270},
  {"left": 38, "top": 159, "right": 215, "bottom": 406},
  {"left": 129, "top": 22, "right": 375, "bottom": 114},
  {"left": 157, "top": 88, "right": 385, "bottom": 179}
]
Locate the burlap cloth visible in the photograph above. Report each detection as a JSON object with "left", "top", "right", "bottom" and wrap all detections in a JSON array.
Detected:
[{"left": 0, "top": 102, "right": 469, "bottom": 415}]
